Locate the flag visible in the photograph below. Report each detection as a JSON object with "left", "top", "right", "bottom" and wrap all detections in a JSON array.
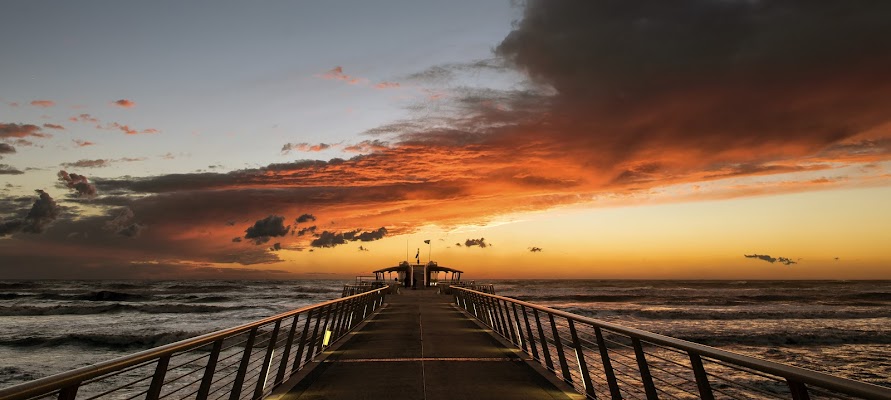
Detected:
[{"left": 424, "top": 240, "right": 430, "bottom": 244}]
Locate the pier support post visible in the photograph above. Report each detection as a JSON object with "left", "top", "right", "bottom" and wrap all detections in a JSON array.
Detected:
[
  {"left": 253, "top": 320, "right": 281, "bottom": 400},
  {"left": 197, "top": 340, "right": 223, "bottom": 400},
  {"left": 521, "top": 305, "right": 539, "bottom": 360},
  {"left": 229, "top": 327, "right": 258, "bottom": 400},
  {"left": 595, "top": 327, "right": 622, "bottom": 400},
  {"left": 569, "top": 320, "right": 596, "bottom": 398},
  {"left": 631, "top": 337, "right": 659, "bottom": 400},
  {"left": 534, "top": 309, "right": 554, "bottom": 371},
  {"left": 275, "top": 316, "right": 300, "bottom": 386},
  {"left": 549, "top": 314, "right": 573, "bottom": 384}
]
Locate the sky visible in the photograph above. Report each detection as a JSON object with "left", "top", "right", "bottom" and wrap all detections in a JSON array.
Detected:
[{"left": 1, "top": 0, "right": 890, "bottom": 280}]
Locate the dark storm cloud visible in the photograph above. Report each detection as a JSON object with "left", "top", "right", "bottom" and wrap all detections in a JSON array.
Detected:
[
  {"left": 0, "top": 220, "right": 23, "bottom": 237},
  {"left": 58, "top": 170, "right": 98, "bottom": 198},
  {"left": 244, "top": 215, "right": 290, "bottom": 245},
  {"left": 270, "top": 242, "right": 282, "bottom": 251},
  {"left": 0, "top": 123, "right": 51, "bottom": 139},
  {"left": 0, "top": 164, "right": 24, "bottom": 175},
  {"left": 745, "top": 254, "right": 798, "bottom": 265},
  {"left": 745, "top": 254, "right": 777, "bottom": 263},
  {"left": 16, "top": 190, "right": 60, "bottom": 234},
  {"left": 117, "top": 223, "right": 146, "bottom": 238},
  {"left": 529, "top": 247, "right": 542, "bottom": 252},
  {"left": 62, "top": 159, "right": 110, "bottom": 168},
  {"left": 232, "top": 237, "right": 242, "bottom": 243},
  {"left": 464, "top": 238, "right": 487, "bottom": 248},
  {"left": 296, "top": 226, "right": 317, "bottom": 236},
  {"left": 296, "top": 213, "right": 316, "bottom": 223},
  {"left": 0, "top": 143, "right": 15, "bottom": 154},
  {"left": 310, "top": 227, "right": 387, "bottom": 248}
]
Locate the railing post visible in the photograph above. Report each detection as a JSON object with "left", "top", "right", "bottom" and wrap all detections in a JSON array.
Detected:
[
  {"left": 568, "top": 319, "right": 596, "bottom": 398},
  {"left": 197, "top": 339, "right": 223, "bottom": 400},
  {"left": 229, "top": 327, "right": 258, "bottom": 400},
  {"left": 787, "top": 379, "right": 811, "bottom": 400},
  {"left": 57, "top": 385, "right": 79, "bottom": 400},
  {"left": 331, "top": 299, "right": 346, "bottom": 339},
  {"left": 595, "top": 327, "right": 622, "bottom": 400},
  {"left": 305, "top": 306, "right": 324, "bottom": 363},
  {"left": 549, "top": 314, "right": 572, "bottom": 383},
  {"left": 145, "top": 353, "right": 170, "bottom": 400},
  {"left": 495, "top": 298, "right": 510, "bottom": 338},
  {"left": 688, "top": 352, "right": 714, "bottom": 400},
  {"left": 521, "top": 305, "right": 539, "bottom": 360},
  {"left": 485, "top": 296, "right": 500, "bottom": 333},
  {"left": 294, "top": 310, "right": 314, "bottom": 370},
  {"left": 315, "top": 304, "right": 334, "bottom": 353},
  {"left": 502, "top": 299, "right": 518, "bottom": 345},
  {"left": 534, "top": 309, "right": 554, "bottom": 372},
  {"left": 631, "top": 337, "right": 659, "bottom": 400},
  {"left": 511, "top": 303, "right": 525, "bottom": 350},
  {"left": 253, "top": 320, "right": 281, "bottom": 400},
  {"left": 275, "top": 315, "right": 301, "bottom": 385}
]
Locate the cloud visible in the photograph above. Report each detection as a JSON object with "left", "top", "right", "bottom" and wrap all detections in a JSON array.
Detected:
[
  {"left": 281, "top": 143, "right": 332, "bottom": 154},
  {"left": 61, "top": 158, "right": 144, "bottom": 168},
  {"left": 14, "top": 190, "right": 60, "bottom": 234},
  {"left": 269, "top": 242, "right": 282, "bottom": 251},
  {"left": 112, "top": 99, "right": 136, "bottom": 108},
  {"left": 529, "top": 247, "right": 542, "bottom": 252},
  {"left": 73, "top": 139, "right": 95, "bottom": 147},
  {"left": 42, "top": 123, "right": 65, "bottom": 130},
  {"left": 58, "top": 170, "right": 98, "bottom": 198},
  {"left": 103, "top": 122, "right": 158, "bottom": 135},
  {"left": 319, "top": 66, "right": 366, "bottom": 85},
  {"left": 0, "top": 143, "right": 15, "bottom": 154},
  {"left": 30, "top": 100, "right": 55, "bottom": 108},
  {"left": 232, "top": 237, "right": 242, "bottom": 242},
  {"left": 296, "top": 213, "right": 316, "bottom": 223},
  {"left": 61, "top": 159, "right": 109, "bottom": 168},
  {"left": 0, "top": 164, "right": 24, "bottom": 175},
  {"left": 310, "top": 227, "right": 387, "bottom": 248},
  {"left": 296, "top": 225, "right": 317, "bottom": 236},
  {"left": 744, "top": 254, "right": 798, "bottom": 265},
  {"left": 0, "top": 123, "right": 51, "bottom": 139},
  {"left": 244, "top": 215, "right": 290, "bottom": 245},
  {"left": 374, "top": 82, "right": 400, "bottom": 89},
  {"left": 118, "top": 223, "right": 146, "bottom": 238},
  {"left": 104, "top": 207, "right": 136, "bottom": 233},
  {"left": 69, "top": 114, "right": 99, "bottom": 123},
  {"left": 358, "top": 245, "right": 369, "bottom": 251},
  {"left": 343, "top": 140, "right": 389, "bottom": 153},
  {"left": 464, "top": 238, "right": 488, "bottom": 248}
]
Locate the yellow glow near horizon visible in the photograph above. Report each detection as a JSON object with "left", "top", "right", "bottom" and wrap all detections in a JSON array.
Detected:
[{"left": 277, "top": 186, "right": 891, "bottom": 279}]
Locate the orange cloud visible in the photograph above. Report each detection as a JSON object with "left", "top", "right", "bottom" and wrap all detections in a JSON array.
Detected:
[
  {"left": 103, "top": 122, "right": 159, "bottom": 135},
  {"left": 30, "top": 100, "right": 55, "bottom": 108},
  {"left": 112, "top": 99, "right": 136, "bottom": 108},
  {"left": 0, "top": 123, "right": 52, "bottom": 139},
  {"left": 69, "top": 114, "right": 99, "bottom": 123},
  {"left": 374, "top": 81, "right": 400, "bottom": 89},
  {"left": 281, "top": 142, "right": 333, "bottom": 154},
  {"left": 319, "top": 66, "right": 366, "bottom": 85}
]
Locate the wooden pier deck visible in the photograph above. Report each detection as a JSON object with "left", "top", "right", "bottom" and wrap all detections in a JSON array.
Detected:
[{"left": 270, "top": 288, "right": 581, "bottom": 400}]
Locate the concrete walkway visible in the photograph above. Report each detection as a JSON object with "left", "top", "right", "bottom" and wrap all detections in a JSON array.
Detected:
[{"left": 275, "top": 288, "right": 578, "bottom": 400}]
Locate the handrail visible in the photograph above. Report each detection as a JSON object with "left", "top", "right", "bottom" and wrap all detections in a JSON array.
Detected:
[
  {"left": 0, "top": 287, "right": 388, "bottom": 400},
  {"left": 453, "top": 287, "right": 891, "bottom": 400}
]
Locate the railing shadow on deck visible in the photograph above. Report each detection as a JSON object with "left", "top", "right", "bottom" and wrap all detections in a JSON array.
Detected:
[
  {"left": 0, "top": 288, "right": 387, "bottom": 400},
  {"left": 452, "top": 287, "right": 891, "bottom": 400}
]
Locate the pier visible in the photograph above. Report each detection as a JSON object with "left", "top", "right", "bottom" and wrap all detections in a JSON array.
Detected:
[
  {"left": 2, "top": 283, "right": 890, "bottom": 400},
  {"left": 272, "top": 287, "right": 577, "bottom": 400}
]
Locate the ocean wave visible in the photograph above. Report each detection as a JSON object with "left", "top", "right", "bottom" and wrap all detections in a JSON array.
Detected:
[
  {"left": 32, "top": 291, "right": 150, "bottom": 302},
  {"left": 561, "top": 306, "right": 889, "bottom": 321},
  {"left": 0, "top": 303, "right": 258, "bottom": 316},
  {"left": 678, "top": 330, "right": 891, "bottom": 347},
  {"left": 0, "top": 331, "right": 202, "bottom": 349}
]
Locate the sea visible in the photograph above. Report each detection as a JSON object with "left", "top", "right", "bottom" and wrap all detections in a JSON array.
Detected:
[{"left": 1, "top": 280, "right": 889, "bottom": 390}]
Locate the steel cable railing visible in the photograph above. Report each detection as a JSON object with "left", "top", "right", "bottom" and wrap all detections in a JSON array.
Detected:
[
  {"left": 0, "top": 287, "right": 387, "bottom": 400},
  {"left": 453, "top": 287, "right": 891, "bottom": 400}
]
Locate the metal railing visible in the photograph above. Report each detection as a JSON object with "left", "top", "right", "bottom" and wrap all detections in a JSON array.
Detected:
[
  {"left": 0, "top": 288, "right": 387, "bottom": 400},
  {"left": 453, "top": 288, "right": 891, "bottom": 400}
]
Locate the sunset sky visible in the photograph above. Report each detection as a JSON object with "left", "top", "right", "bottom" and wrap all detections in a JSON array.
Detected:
[{"left": 2, "top": 1, "right": 890, "bottom": 279}]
